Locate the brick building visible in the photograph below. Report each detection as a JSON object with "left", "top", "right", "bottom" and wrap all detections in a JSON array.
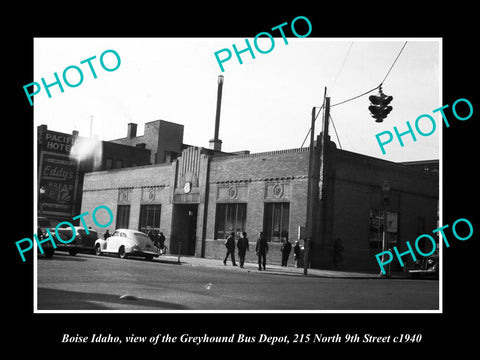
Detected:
[
  {"left": 80, "top": 121, "right": 438, "bottom": 272},
  {"left": 109, "top": 120, "right": 185, "bottom": 164}
]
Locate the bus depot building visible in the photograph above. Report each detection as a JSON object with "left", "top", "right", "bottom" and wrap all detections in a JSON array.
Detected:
[{"left": 81, "top": 127, "right": 438, "bottom": 272}]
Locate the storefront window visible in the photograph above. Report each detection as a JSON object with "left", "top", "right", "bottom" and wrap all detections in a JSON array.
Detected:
[
  {"left": 264, "top": 202, "right": 290, "bottom": 242},
  {"left": 139, "top": 205, "right": 161, "bottom": 234},
  {"left": 215, "top": 203, "right": 247, "bottom": 239}
]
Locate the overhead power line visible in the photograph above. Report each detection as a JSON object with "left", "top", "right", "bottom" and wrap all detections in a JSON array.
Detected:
[
  {"left": 380, "top": 41, "right": 408, "bottom": 86},
  {"left": 301, "top": 41, "right": 408, "bottom": 148},
  {"left": 330, "top": 41, "right": 408, "bottom": 108},
  {"left": 330, "top": 42, "right": 354, "bottom": 92},
  {"left": 300, "top": 104, "right": 323, "bottom": 148},
  {"left": 330, "top": 85, "right": 380, "bottom": 108},
  {"left": 329, "top": 114, "right": 342, "bottom": 150}
]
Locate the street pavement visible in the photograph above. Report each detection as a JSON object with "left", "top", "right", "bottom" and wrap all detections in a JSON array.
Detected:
[{"left": 36, "top": 251, "right": 439, "bottom": 311}]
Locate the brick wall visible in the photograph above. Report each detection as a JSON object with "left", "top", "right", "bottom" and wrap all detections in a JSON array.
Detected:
[
  {"left": 328, "top": 149, "right": 439, "bottom": 271},
  {"left": 205, "top": 149, "right": 309, "bottom": 244},
  {"left": 81, "top": 163, "right": 174, "bottom": 242},
  {"left": 209, "top": 148, "right": 309, "bottom": 182},
  {"left": 79, "top": 143, "right": 438, "bottom": 272}
]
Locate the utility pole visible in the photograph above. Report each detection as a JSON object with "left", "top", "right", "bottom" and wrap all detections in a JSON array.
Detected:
[
  {"left": 304, "top": 88, "right": 330, "bottom": 275},
  {"left": 319, "top": 97, "right": 330, "bottom": 201},
  {"left": 304, "top": 106, "right": 316, "bottom": 275}
]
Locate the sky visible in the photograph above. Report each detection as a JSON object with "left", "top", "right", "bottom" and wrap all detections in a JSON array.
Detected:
[{"left": 33, "top": 37, "right": 440, "bottom": 163}]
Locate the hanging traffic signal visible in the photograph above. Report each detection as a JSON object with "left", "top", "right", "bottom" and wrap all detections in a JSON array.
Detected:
[{"left": 369, "top": 86, "right": 393, "bottom": 123}]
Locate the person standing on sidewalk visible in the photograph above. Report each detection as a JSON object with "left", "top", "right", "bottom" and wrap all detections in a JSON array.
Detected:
[
  {"left": 237, "top": 232, "right": 249, "bottom": 268},
  {"left": 281, "top": 238, "right": 292, "bottom": 267},
  {"left": 293, "top": 241, "right": 301, "bottom": 268},
  {"left": 255, "top": 232, "right": 268, "bottom": 271},
  {"left": 223, "top": 232, "right": 237, "bottom": 266}
]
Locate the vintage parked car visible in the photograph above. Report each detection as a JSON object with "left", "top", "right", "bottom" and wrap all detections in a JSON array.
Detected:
[
  {"left": 94, "top": 229, "right": 160, "bottom": 261},
  {"left": 408, "top": 250, "right": 439, "bottom": 279},
  {"left": 37, "top": 217, "right": 57, "bottom": 258},
  {"left": 53, "top": 226, "right": 99, "bottom": 256}
]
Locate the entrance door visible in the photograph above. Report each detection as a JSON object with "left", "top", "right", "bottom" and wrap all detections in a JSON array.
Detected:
[{"left": 171, "top": 204, "right": 198, "bottom": 256}]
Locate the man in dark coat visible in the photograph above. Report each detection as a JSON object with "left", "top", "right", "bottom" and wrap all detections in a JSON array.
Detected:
[
  {"left": 281, "top": 238, "right": 292, "bottom": 266},
  {"left": 237, "top": 232, "right": 249, "bottom": 268},
  {"left": 293, "top": 241, "right": 301, "bottom": 268},
  {"left": 255, "top": 232, "right": 268, "bottom": 270},
  {"left": 223, "top": 232, "right": 237, "bottom": 266}
]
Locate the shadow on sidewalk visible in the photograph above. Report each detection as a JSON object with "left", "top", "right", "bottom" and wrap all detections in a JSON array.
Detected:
[{"left": 157, "top": 255, "right": 391, "bottom": 280}]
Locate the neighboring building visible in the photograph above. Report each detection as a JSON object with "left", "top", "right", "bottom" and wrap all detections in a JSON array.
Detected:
[
  {"left": 109, "top": 120, "right": 185, "bottom": 164},
  {"left": 80, "top": 122, "right": 439, "bottom": 272},
  {"left": 37, "top": 124, "right": 151, "bottom": 221}
]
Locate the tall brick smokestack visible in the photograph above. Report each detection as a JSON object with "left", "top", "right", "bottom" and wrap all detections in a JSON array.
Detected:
[{"left": 209, "top": 75, "right": 224, "bottom": 151}]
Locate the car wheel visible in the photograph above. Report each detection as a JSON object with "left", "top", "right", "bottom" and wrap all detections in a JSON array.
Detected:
[
  {"left": 95, "top": 244, "right": 102, "bottom": 256},
  {"left": 118, "top": 246, "right": 127, "bottom": 259},
  {"left": 68, "top": 249, "right": 77, "bottom": 256}
]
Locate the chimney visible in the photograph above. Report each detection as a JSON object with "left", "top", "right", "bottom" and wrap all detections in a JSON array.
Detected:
[
  {"left": 209, "top": 75, "right": 224, "bottom": 151},
  {"left": 127, "top": 123, "right": 137, "bottom": 139}
]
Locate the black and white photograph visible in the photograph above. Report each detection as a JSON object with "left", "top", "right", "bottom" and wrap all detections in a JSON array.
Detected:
[
  {"left": 33, "top": 37, "right": 441, "bottom": 312},
  {"left": 7, "top": 4, "right": 478, "bottom": 356}
]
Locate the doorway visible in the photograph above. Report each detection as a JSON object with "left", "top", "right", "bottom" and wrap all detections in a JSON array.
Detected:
[{"left": 171, "top": 204, "right": 198, "bottom": 256}]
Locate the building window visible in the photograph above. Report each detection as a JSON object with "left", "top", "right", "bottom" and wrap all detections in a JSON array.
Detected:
[
  {"left": 264, "top": 202, "right": 290, "bottom": 242},
  {"left": 369, "top": 209, "right": 398, "bottom": 249},
  {"left": 115, "top": 159, "right": 123, "bottom": 169},
  {"left": 139, "top": 205, "right": 161, "bottom": 234},
  {"left": 105, "top": 158, "right": 113, "bottom": 170},
  {"left": 215, "top": 203, "right": 247, "bottom": 240},
  {"left": 116, "top": 205, "right": 130, "bottom": 229}
]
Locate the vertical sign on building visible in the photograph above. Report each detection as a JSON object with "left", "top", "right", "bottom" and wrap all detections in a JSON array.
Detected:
[{"left": 37, "top": 126, "right": 79, "bottom": 219}]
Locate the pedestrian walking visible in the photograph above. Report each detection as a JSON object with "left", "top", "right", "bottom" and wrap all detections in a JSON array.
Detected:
[
  {"left": 280, "top": 238, "right": 292, "bottom": 266},
  {"left": 293, "top": 240, "right": 301, "bottom": 268},
  {"left": 223, "top": 232, "right": 237, "bottom": 266},
  {"left": 255, "top": 231, "right": 268, "bottom": 270},
  {"left": 237, "top": 232, "right": 249, "bottom": 268}
]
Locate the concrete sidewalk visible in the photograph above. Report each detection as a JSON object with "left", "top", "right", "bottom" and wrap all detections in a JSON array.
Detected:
[{"left": 154, "top": 254, "right": 403, "bottom": 279}]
